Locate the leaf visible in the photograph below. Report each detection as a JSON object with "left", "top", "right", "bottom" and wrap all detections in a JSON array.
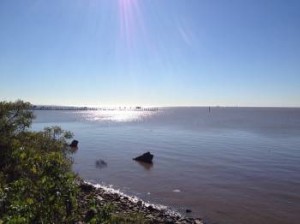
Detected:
[
  {"left": 31, "top": 166, "right": 37, "bottom": 174},
  {"left": 26, "top": 198, "right": 34, "bottom": 205}
]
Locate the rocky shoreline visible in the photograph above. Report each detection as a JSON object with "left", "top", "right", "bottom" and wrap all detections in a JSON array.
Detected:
[{"left": 78, "top": 180, "right": 204, "bottom": 224}]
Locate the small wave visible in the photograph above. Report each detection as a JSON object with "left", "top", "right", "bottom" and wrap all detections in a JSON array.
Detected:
[{"left": 85, "top": 181, "right": 181, "bottom": 217}]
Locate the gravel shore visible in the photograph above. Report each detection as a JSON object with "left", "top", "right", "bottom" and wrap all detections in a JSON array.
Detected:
[{"left": 78, "top": 181, "right": 204, "bottom": 224}]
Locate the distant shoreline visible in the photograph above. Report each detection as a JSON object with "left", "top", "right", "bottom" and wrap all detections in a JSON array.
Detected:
[
  {"left": 32, "top": 105, "right": 300, "bottom": 111},
  {"left": 32, "top": 105, "right": 159, "bottom": 111}
]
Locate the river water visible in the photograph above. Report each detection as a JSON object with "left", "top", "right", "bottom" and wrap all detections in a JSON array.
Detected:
[{"left": 32, "top": 107, "right": 300, "bottom": 224}]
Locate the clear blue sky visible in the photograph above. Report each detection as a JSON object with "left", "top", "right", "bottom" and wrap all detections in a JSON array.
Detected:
[{"left": 0, "top": 0, "right": 299, "bottom": 107}]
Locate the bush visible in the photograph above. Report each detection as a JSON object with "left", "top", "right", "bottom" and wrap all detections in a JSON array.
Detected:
[
  {"left": 0, "top": 101, "right": 78, "bottom": 223},
  {"left": 0, "top": 100, "right": 147, "bottom": 224}
]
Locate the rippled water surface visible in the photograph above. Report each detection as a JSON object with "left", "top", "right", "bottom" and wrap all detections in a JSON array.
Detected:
[{"left": 32, "top": 107, "right": 300, "bottom": 224}]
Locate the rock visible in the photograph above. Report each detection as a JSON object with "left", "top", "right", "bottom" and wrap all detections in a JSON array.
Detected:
[
  {"left": 70, "top": 140, "right": 79, "bottom": 147},
  {"left": 165, "top": 218, "right": 175, "bottom": 224},
  {"left": 194, "top": 219, "right": 204, "bottom": 224},
  {"left": 95, "top": 159, "right": 107, "bottom": 169},
  {"left": 137, "top": 200, "right": 143, "bottom": 206},
  {"left": 146, "top": 214, "right": 155, "bottom": 219},
  {"left": 80, "top": 183, "right": 95, "bottom": 193},
  {"left": 97, "top": 195, "right": 103, "bottom": 201},
  {"left": 133, "top": 152, "right": 154, "bottom": 163},
  {"left": 147, "top": 205, "right": 155, "bottom": 212},
  {"left": 185, "top": 209, "right": 192, "bottom": 213}
]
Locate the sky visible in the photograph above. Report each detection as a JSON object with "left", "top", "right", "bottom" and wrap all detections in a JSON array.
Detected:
[{"left": 0, "top": 0, "right": 300, "bottom": 107}]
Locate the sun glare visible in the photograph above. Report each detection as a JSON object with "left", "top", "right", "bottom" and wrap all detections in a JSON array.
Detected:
[
  {"left": 118, "top": 0, "right": 142, "bottom": 47},
  {"left": 81, "top": 109, "right": 157, "bottom": 122}
]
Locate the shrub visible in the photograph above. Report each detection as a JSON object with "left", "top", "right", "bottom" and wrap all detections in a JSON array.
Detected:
[
  {"left": 0, "top": 101, "right": 78, "bottom": 223},
  {"left": 0, "top": 100, "right": 147, "bottom": 223}
]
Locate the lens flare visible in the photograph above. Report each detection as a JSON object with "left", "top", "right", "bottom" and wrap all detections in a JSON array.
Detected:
[{"left": 119, "top": 0, "right": 139, "bottom": 48}]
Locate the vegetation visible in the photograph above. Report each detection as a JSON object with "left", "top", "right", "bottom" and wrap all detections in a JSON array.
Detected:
[
  {"left": 0, "top": 100, "right": 146, "bottom": 223},
  {"left": 0, "top": 100, "right": 79, "bottom": 223}
]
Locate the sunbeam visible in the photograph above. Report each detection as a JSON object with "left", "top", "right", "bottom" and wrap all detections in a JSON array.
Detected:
[{"left": 118, "top": 0, "right": 141, "bottom": 48}]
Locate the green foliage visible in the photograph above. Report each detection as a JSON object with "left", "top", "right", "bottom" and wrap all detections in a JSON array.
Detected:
[
  {"left": 0, "top": 100, "right": 34, "bottom": 142},
  {"left": 85, "top": 201, "right": 115, "bottom": 223},
  {"left": 83, "top": 198, "right": 147, "bottom": 224},
  {"left": 0, "top": 100, "right": 147, "bottom": 223},
  {"left": 110, "top": 213, "right": 148, "bottom": 224},
  {"left": 0, "top": 100, "right": 78, "bottom": 223}
]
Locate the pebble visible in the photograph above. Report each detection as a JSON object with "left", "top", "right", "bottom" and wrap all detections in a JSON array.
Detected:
[
  {"left": 194, "top": 219, "right": 204, "bottom": 224},
  {"left": 96, "top": 195, "right": 103, "bottom": 201}
]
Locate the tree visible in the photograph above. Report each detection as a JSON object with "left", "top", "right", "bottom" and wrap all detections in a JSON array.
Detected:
[
  {"left": 0, "top": 100, "right": 34, "bottom": 139},
  {"left": 0, "top": 100, "right": 79, "bottom": 223},
  {"left": 0, "top": 100, "right": 146, "bottom": 223}
]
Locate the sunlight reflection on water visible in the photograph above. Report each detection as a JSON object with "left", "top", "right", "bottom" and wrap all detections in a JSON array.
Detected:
[
  {"left": 81, "top": 109, "right": 157, "bottom": 122},
  {"left": 32, "top": 108, "right": 300, "bottom": 224}
]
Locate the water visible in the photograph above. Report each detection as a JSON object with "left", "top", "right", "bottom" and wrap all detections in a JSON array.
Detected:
[{"left": 32, "top": 107, "right": 300, "bottom": 224}]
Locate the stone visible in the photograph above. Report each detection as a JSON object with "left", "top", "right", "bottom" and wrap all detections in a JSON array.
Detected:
[
  {"left": 95, "top": 159, "right": 107, "bottom": 169},
  {"left": 165, "top": 218, "right": 175, "bottom": 224},
  {"left": 97, "top": 195, "right": 103, "bottom": 201},
  {"left": 137, "top": 201, "right": 143, "bottom": 206},
  {"left": 194, "top": 219, "right": 203, "bottom": 224},
  {"left": 147, "top": 205, "right": 155, "bottom": 212},
  {"left": 70, "top": 140, "right": 79, "bottom": 147},
  {"left": 133, "top": 152, "right": 154, "bottom": 163},
  {"left": 185, "top": 209, "right": 192, "bottom": 213},
  {"left": 80, "top": 183, "right": 95, "bottom": 193},
  {"left": 146, "top": 214, "right": 155, "bottom": 219}
]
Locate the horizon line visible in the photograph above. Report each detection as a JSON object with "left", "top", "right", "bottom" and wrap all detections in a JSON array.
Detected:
[{"left": 32, "top": 104, "right": 300, "bottom": 109}]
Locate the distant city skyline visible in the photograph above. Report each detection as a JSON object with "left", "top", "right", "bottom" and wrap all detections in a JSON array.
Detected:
[{"left": 1, "top": 0, "right": 300, "bottom": 107}]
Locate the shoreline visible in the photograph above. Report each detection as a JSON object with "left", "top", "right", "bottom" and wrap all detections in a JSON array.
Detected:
[{"left": 78, "top": 180, "right": 204, "bottom": 224}]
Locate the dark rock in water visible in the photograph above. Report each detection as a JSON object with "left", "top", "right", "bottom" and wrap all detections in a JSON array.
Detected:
[
  {"left": 186, "top": 209, "right": 192, "bottom": 213},
  {"left": 133, "top": 152, "right": 154, "bottom": 164},
  {"left": 70, "top": 140, "right": 79, "bottom": 147},
  {"left": 95, "top": 159, "right": 107, "bottom": 169}
]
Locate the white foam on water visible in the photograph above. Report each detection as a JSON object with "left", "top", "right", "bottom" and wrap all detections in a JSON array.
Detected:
[{"left": 84, "top": 181, "right": 181, "bottom": 217}]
